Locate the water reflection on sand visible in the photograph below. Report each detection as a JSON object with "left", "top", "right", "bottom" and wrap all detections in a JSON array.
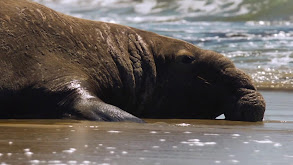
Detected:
[
  {"left": 0, "top": 118, "right": 292, "bottom": 165},
  {"left": 0, "top": 91, "right": 292, "bottom": 165}
]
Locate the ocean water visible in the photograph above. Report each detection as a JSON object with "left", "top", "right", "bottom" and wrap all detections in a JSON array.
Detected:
[{"left": 33, "top": 0, "right": 293, "bottom": 90}]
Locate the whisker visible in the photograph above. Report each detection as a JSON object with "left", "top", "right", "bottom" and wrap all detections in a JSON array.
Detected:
[{"left": 196, "top": 76, "right": 211, "bottom": 85}]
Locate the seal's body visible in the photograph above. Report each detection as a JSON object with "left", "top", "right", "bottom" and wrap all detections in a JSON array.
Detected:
[{"left": 0, "top": 0, "right": 265, "bottom": 122}]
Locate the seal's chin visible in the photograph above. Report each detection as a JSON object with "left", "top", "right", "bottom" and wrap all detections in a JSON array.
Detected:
[{"left": 225, "top": 89, "right": 266, "bottom": 122}]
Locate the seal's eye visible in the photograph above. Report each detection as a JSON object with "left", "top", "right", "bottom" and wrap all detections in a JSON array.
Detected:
[
  {"left": 181, "top": 55, "right": 195, "bottom": 64},
  {"left": 175, "top": 50, "right": 195, "bottom": 64}
]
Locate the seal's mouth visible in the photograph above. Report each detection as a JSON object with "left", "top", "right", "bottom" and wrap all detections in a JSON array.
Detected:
[
  {"left": 193, "top": 68, "right": 266, "bottom": 122},
  {"left": 224, "top": 88, "right": 266, "bottom": 122}
]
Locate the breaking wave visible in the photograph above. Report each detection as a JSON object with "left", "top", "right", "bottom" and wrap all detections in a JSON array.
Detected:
[{"left": 33, "top": 0, "right": 293, "bottom": 23}]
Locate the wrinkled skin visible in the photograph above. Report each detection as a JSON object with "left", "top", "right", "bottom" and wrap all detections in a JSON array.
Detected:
[{"left": 0, "top": 0, "right": 265, "bottom": 122}]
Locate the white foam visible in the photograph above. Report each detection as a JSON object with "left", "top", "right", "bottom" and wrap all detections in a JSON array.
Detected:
[
  {"left": 181, "top": 139, "right": 216, "bottom": 147},
  {"left": 270, "top": 54, "right": 292, "bottom": 66},
  {"left": 62, "top": 148, "right": 76, "bottom": 153},
  {"left": 67, "top": 160, "right": 77, "bottom": 164},
  {"left": 24, "top": 152, "right": 33, "bottom": 156},
  {"left": 176, "top": 0, "right": 247, "bottom": 17},
  {"left": 121, "top": 151, "right": 128, "bottom": 155},
  {"left": 204, "top": 133, "right": 219, "bottom": 136},
  {"left": 107, "top": 130, "right": 121, "bottom": 133},
  {"left": 253, "top": 139, "right": 273, "bottom": 144},
  {"left": 176, "top": 123, "right": 191, "bottom": 127},
  {"left": 82, "top": 160, "right": 91, "bottom": 164},
  {"left": 30, "top": 160, "right": 40, "bottom": 164},
  {"left": 274, "top": 143, "right": 282, "bottom": 147},
  {"left": 24, "top": 148, "right": 30, "bottom": 152},
  {"left": 230, "top": 159, "right": 240, "bottom": 164},
  {"left": 134, "top": 0, "right": 157, "bottom": 15},
  {"left": 187, "top": 139, "right": 198, "bottom": 142},
  {"left": 284, "top": 155, "right": 293, "bottom": 158},
  {"left": 183, "top": 131, "right": 192, "bottom": 134},
  {"left": 100, "top": 162, "right": 111, "bottom": 165},
  {"left": 232, "top": 134, "right": 240, "bottom": 137}
]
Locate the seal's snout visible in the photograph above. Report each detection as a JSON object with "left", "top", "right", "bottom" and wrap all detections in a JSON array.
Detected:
[
  {"left": 225, "top": 89, "right": 266, "bottom": 122},
  {"left": 236, "top": 89, "right": 266, "bottom": 121},
  {"left": 220, "top": 67, "right": 266, "bottom": 122}
]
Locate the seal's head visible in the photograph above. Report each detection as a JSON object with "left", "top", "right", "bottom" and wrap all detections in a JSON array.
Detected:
[{"left": 144, "top": 36, "right": 265, "bottom": 121}]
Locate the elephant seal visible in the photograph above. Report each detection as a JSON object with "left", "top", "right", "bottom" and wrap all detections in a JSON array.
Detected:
[{"left": 0, "top": 0, "right": 265, "bottom": 122}]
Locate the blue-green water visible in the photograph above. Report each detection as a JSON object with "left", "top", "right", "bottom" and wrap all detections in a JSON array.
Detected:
[{"left": 34, "top": 0, "right": 293, "bottom": 90}]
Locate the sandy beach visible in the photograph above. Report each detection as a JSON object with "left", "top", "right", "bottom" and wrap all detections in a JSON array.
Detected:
[{"left": 0, "top": 91, "right": 292, "bottom": 165}]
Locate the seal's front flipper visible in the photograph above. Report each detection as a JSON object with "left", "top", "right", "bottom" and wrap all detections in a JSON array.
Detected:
[
  {"left": 62, "top": 80, "right": 144, "bottom": 123},
  {"left": 73, "top": 98, "right": 144, "bottom": 123}
]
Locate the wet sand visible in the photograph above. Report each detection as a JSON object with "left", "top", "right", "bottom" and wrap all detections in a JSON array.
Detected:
[{"left": 0, "top": 91, "right": 292, "bottom": 165}]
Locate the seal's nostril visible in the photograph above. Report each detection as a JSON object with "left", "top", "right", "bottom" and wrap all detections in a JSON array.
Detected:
[{"left": 225, "top": 89, "right": 265, "bottom": 122}]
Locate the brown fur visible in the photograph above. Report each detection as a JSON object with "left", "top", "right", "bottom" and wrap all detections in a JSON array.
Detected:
[{"left": 0, "top": 0, "right": 265, "bottom": 122}]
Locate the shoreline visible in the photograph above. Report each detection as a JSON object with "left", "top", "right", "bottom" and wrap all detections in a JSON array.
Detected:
[
  {"left": 260, "top": 90, "right": 293, "bottom": 122},
  {"left": 258, "top": 87, "right": 293, "bottom": 92}
]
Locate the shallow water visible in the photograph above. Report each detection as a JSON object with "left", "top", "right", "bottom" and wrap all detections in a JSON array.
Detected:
[
  {"left": 0, "top": 91, "right": 292, "bottom": 165},
  {"left": 262, "top": 91, "right": 293, "bottom": 122},
  {"left": 1, "top": 119, "right": 293, "bottom": 165}
]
